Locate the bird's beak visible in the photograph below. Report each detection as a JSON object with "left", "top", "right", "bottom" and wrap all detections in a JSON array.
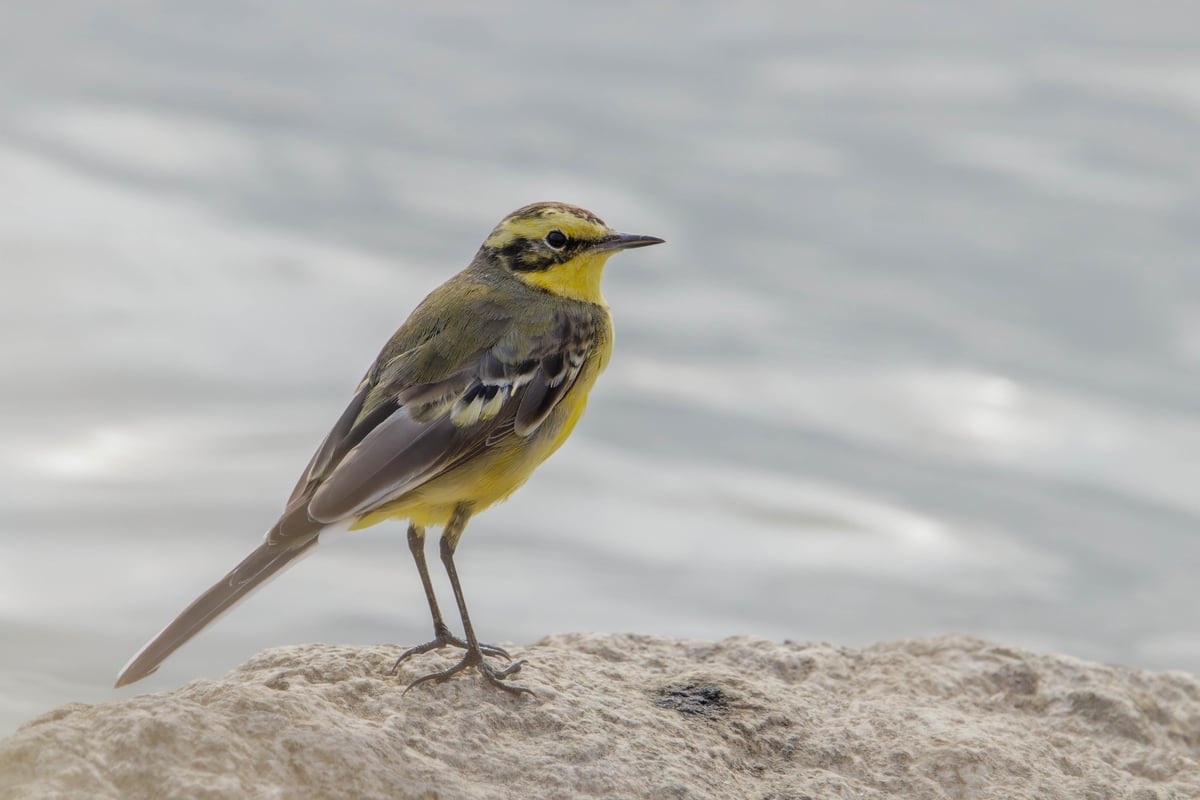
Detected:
[{"left": 592, "top": 231, "right": 666, "bottom": 253}]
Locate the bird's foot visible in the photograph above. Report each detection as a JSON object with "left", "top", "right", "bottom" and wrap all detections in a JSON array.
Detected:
[
  {"left": 403, "top": 647, "right": 533, "bottom": 697},
  {"left": 389, "top": 624, "right": 511, "bottom": 675}
]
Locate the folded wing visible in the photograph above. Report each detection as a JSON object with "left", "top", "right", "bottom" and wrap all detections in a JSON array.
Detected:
[{"left": 279, "top": 307, "right": 598, "bottom": 534}]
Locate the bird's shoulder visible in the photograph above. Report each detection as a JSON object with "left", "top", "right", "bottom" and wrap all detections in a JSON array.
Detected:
[{"left": 369, "top": 268, "right": 608, "bottom": 396}]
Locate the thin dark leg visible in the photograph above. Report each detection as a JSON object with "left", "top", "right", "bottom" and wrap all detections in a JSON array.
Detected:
[
  {"left": 404, "top": 505, "right": 533, "bottom": 697},
  {"left": 390, "top": 523, "right": 509, "bottom": 675},
  {"left": 408, "top": 523, "right": 452, "bottom": 639}
]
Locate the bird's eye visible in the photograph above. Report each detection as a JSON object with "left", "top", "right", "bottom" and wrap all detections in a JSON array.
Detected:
[{"left": 545, "top": 230, "right": 567, "bottom": 249}]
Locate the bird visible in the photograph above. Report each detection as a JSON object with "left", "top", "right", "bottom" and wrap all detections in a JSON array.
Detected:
[{"left": 114, "top": 201, "right": 664, "bottom": 695}]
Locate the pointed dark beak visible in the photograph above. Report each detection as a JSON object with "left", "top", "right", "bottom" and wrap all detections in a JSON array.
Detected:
[{"left": 592, "top": 231, "right": 666, "bottom": 254}]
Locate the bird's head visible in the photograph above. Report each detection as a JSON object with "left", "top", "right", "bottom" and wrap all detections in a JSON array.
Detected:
[{"left": 479, "top": 202, "right": 663, "bottom": 303}]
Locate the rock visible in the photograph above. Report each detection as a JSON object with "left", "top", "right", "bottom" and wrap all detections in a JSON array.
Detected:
[{"left": 1, "top": 634, "right": 1198, "bottom": 799}]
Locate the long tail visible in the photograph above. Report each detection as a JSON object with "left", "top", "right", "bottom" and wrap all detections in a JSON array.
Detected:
[{"left": 114, "top": 533, "right": 320, "bottom": 688}]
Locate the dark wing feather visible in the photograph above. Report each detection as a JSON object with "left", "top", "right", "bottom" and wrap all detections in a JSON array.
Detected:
[
  {"left": 296, "top": 307, "right": 598, "bottom": 525},
  {"left": 307, "top": 404, "right": 460, "bottom": 522},
  {"left": 285, "top": 381, "right": 371, "bottom": 505},
  {"left": 514, "top": 332, "right": 590, "bottom": 436}
]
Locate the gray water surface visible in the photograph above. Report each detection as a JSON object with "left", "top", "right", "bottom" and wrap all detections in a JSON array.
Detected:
[{"left": 2, "top": 2, "right": 1199, "bottom": 734}]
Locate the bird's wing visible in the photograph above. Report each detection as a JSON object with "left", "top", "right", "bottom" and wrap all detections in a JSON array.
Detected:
[{"left": 273, "top": 306, "right": 598, "bottom": 536}]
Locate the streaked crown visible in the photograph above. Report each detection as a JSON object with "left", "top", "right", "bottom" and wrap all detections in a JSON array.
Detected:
[{"left": 482, "top": 202, "right": 613, "bottom": 273}]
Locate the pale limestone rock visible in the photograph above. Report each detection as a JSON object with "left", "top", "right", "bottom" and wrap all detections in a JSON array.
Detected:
[{"left": 1, "top": 634, "right": 1198, "bottom": 799}]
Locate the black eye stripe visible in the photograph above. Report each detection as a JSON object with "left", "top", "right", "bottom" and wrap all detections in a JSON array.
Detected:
[{"left": 493, "top": 231, "right": 594, "bottom": 272}]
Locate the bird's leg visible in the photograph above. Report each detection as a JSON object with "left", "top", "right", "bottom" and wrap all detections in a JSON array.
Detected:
[
  {"left": 404, "top": 505, "right": 533, "bottom": 697},
  {"left": 390, "top": 523, "right": 509, "bottom": 674}
]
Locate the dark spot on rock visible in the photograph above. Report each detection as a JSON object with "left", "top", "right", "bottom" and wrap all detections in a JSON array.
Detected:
[
  {"left": 654, "top": 683, "right": 730, "bottom": 716},
  {"left": 265, "top": 675, "right": 291, "bottom": 691},
  {"left": 993, "top": 662, "right": 1039, "bottom": 696}
]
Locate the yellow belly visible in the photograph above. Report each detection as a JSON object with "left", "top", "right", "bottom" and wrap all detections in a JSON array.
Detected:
[{"left": 348, "top": 370, "right": 595, "bottom": 531}]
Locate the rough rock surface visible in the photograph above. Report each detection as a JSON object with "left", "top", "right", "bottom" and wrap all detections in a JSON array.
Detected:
[{"left": 1, "top": 634, "right": 1198, "bottom": 799}]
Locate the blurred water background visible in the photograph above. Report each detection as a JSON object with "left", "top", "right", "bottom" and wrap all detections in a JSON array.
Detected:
[{"left": 2, "top": 2, "right": 1199, "bottom": 734}]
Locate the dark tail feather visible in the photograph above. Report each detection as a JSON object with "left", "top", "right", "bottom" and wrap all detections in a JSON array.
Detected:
[{"left": 114, "top": 534, "right": 320, "bottom": 688}]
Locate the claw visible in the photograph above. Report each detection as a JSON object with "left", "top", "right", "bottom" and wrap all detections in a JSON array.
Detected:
[
  {"left": 403, "top": 652, "right": 533, "bottom": 697},
  {"left": 389, "top": 628, "right": 511, "bottom": 675}
]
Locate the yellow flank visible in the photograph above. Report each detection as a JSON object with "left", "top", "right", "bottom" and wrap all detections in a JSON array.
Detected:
[
  {"left": 349, "top": 359, "right": 602, "bottom": 531},
  {"left": 516, "top": 250, "right": 613, "bottom": 305}
]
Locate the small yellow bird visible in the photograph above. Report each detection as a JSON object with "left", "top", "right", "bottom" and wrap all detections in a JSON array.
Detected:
[{"left": 115, "top": 202, "right": 663, "bottom": 695}]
